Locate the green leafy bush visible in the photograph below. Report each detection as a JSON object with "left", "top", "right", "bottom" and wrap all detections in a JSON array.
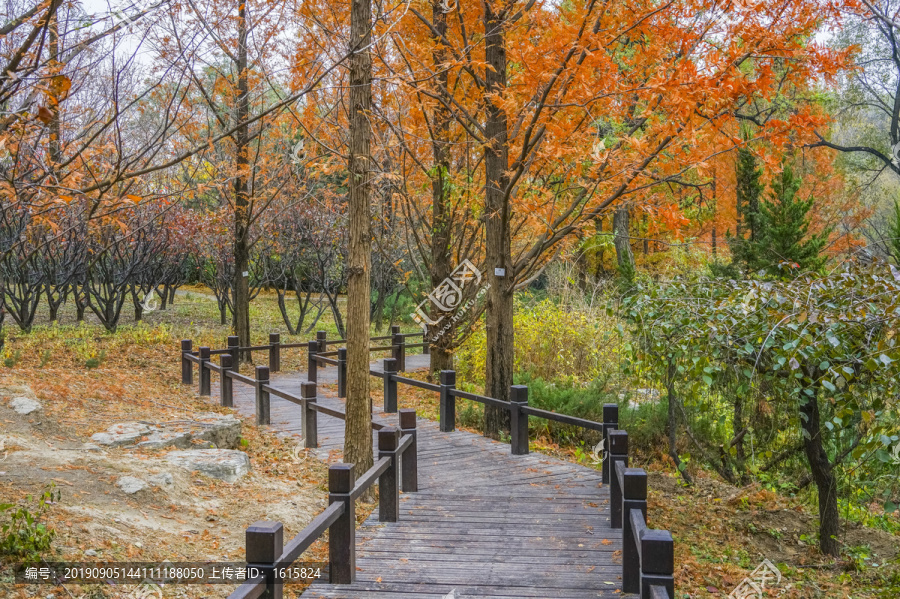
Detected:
[{"left": 0, "top": 484, "right": 60, "bottom": 563}]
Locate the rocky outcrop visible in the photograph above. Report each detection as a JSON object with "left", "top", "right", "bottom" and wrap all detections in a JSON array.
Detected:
[
  {"left": 91, "top": 413, "right": 241, "bottom": 450},
  {"left": 165, "top": 449, "right": 250, "bottom": 483}
]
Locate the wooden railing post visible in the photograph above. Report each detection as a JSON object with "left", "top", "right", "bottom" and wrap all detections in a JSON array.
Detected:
[
  {"left": 439, "top": 370, "right": 456, "bottom": 432},
  {"left": 227, "top": 335, "right": 239, "bottom": 364},
  {"left": 307, "top": 340, "right": 318, "bottom": 384},
  {"left": 602, "top": 403, "right": 619, "bottom": 484},
  {"left": 622, "top": 467, "right": 648, "bottom": 595},
  {"left": 383, "top": 358, "right": 398, "bottom": 413},
  {"left": 245, "top": 521, "right": 284, "bottom": 599},
  {"left": 399, "top": 409, "right": 418, "bottom": 493},
  {"left": 509, "top": 385, "right": 529, "bottom": 455},
  {"left": 256, "top": 366, "right": 270, "bottom": 425},
  {"left": 641, "top": 529, "right": 675, "bottom": 598},
  {"left": 301, "top": 381, "right": 317, "bottom": 449},
  {"left": 378, "top": 426, "right": 400, "bottom": 522},
  {"left": 246, "top": 520, "right": 283, "bottom": 599},
  {"left": 181, "top": 339, "right": 193, "bottom": 384},
  {"left": 609, "top": 430, "right": 629, "bottom": 528},
  {"left": 422, "top": 332, "right": 430, "bottom": 355},
  {"left": 268, "top": 332, "right": 281, "bottom": 373},
  {"left": 316, "top": 330, "right": 327, "bottom": 353},
  {"left": 391, "top": 325, "right": 406, "bottom": 372},
  {"left": 328, "top": 463, "right": 355, "bottom": 584},
  {"left": 337, "top": 348, "right": 347, "bottom": 398},
  {"left": 220, "top": 353, "right": 233, "bottom": 407},
  {"left": 199, "top": 346, "right": 211, "bottom": 396}
]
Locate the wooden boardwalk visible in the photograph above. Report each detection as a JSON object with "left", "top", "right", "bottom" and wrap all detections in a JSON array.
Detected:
[{"left": 221, "top": 356, "right": 623, "bottom": 599}]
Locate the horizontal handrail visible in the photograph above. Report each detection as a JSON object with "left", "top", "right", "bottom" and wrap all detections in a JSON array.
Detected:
[
  {"left": 350, "top": 456, "right": 391, "bottom": 501},
  {"left": 310, "top": 402, "right": 346, "bottom": 419},
  {"left": 520, "top": 405, "right": 605, "bottom": 432},
  {"left": 391, "top": 375, "right": 440, "bottom": 393},
  {"left": 397, "top": 432, "right": 414, "bottom": 455},
  {"left": 323, "top": 338, "right": 346, "bottom": 346},
  {"left": 368, "top": 344, "right": 394, "bottom": 351},
  {"left": 262, "top": 384, "right": 303, "bottom": 406},
  {"left": 279, "top": 502, "right": 345, "bottom": 564},
  {"left": 615, "top": 459, "right": 626, "bottom": 489},
  {"left": 205, "top": 361, "right": 223, "bottom": 374},
  {"left": 450, "top": 388, "right": 511, "bottom": 410},
  {"left": 280, "top": 342, "right": 307, "bottom": 349},
  {"left": 225, "top": 576, "right": 266, "bottom": 599},
  {"left": 630, "top": 508, "right": 647, "bottom": 557},
  {"left": 184, "top": 353, "right": 200, "bottom": 364},
  {"left": 226, "top": 370, "right": 257, "bottom": 386},
  {"left": 318, "top": 349, "right": 340, "bottom": 357},
  {"left": 314, "top": 355, "right": 339, "bottom": 366}
]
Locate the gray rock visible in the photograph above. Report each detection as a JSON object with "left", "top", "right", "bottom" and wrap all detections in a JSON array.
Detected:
[
  {"left": 84, "top": 549, "right": 98, "bottom": 556},
  {"left": 91, "top": 423, "right": 152, "bottom": 447},
  {"left": 116, "top": 476, "right": 147, "bottom": 494},
  {"left": 137, "top": 431, "right": 192, "bottom": 450},
  {"left": 165, "top": 449, "right": 250, "bottom": 483},
  {"left": 194, "top": 413, "right": 241, "bottom": 449},
  {"left": 147, "top": 472, "right": 173, "bottom": 486},
  {"left": 9, "top": 396, "right": 41, "bottom": 415},
  {"left": 79, "top": 443, "right": 103, "bottom": 452}
]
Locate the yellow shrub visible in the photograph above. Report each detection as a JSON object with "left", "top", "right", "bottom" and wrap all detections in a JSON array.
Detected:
[{"left": 455, "top": 297, "right": 624, "bottom": 385}]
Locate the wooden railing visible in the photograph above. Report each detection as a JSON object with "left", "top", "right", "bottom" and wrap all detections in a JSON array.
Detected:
[
  {"left": 179, "top": 331, "right": 674, "bottom": 599},
  {"left": 181, "top": 337, "right": 419, "bottom": 599}
]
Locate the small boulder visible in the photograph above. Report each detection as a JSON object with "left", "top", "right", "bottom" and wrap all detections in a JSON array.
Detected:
[
  {"left": 137, "top": 431, "right": 192, "bottom": 450},
  {"left": 116, "top": 476, "right": 147, "bottom": 494},
  {"left": 147, "top": 472, "right": 174, "bottom": 487},
  {"left": 194, "top": 413, "right": 242, "bottom": 449},
  {"left": 165, "top": 449, "right": 250, "bottom": 483},
  {"left": 92, "top": 423, "right": 153, "bottom": 447},
  {"left": 9, "top": 396, "right": 41, "bottom": 415}
]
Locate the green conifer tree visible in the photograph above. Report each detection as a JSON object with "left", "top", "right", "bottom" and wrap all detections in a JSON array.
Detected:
[
  {"left": 725, "top": 146, "right": 764, "bottom": 271},
  {"left": 745, "top": 162, "right": 830, "bottom": 276}
]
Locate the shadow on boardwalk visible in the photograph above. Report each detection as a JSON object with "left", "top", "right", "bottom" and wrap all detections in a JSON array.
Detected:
[{"left": 220, "top": 355, "right": 622, "bottom": 599}]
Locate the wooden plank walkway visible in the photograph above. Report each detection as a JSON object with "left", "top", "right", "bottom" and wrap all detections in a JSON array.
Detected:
[{"left": 218, "top": 355, "right": 623, "bottom": 599}]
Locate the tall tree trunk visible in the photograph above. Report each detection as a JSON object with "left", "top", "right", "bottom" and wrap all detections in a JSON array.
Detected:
[
  {"left": 483, "top": 0, "right": 512, "bottom": 438},
  {"left": 232, "top": 1, "right": 252, "bottom": 364},
  {"left": 344, "top": 0, "right": 374, "bottom": 494},
  {"left": 800, "top": 391, "right": 841, "bottom": 556},
  {"left": 613, "top": 206, "right": 634, "bottom": 276},
  {"left": 428, "top": 0, "right": 454, "bottom": 377}
]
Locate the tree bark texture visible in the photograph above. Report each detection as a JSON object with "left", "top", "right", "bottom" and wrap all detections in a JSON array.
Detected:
[
  {"left": 483, "top": 0, "right": 512, "bottom": 438},
  {"left": 344, "top": 0, "right": 375, "bottom": 491}
]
